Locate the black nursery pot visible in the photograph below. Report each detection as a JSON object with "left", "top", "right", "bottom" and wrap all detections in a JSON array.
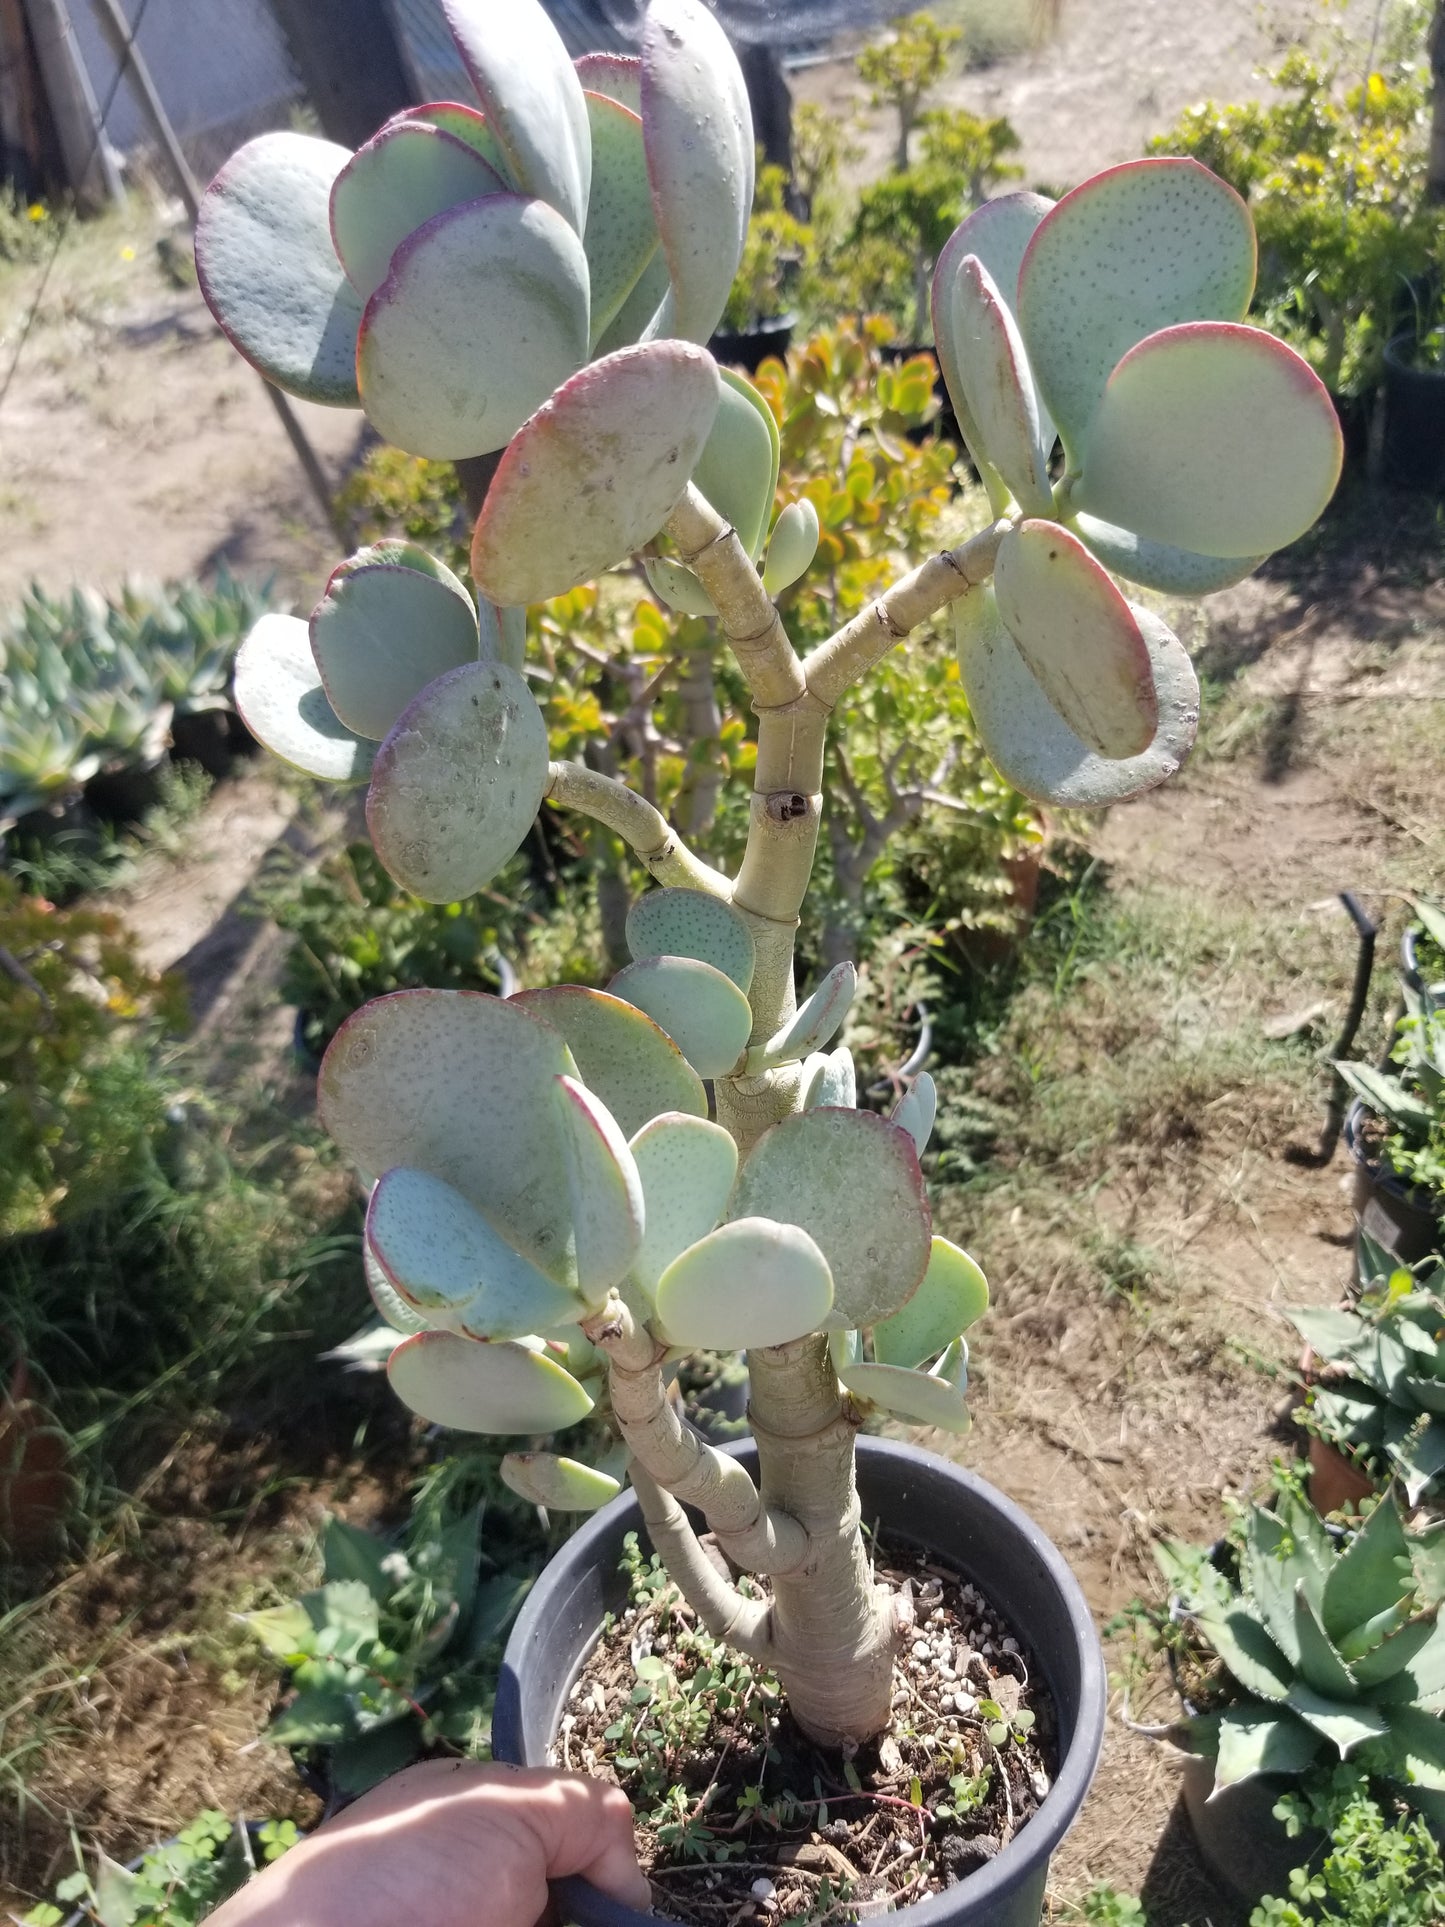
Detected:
[
  {"left": 1381, "top": 333, "right": 1445, "bottom": 493},
  {"left": 1344, "top": 1097, "right": 1442, "bottom": 1267},
  {"left": 494, "top": 1436, "right": 1106, "bottom": 1927},
  {"left": 707, "top": 312, "right": 793, "bottom": 372}
]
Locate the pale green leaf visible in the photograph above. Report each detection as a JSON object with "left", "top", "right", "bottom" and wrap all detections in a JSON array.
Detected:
[
  {"left": 576, "top": 53, "right": 643, "bottom": 115},
  {"left": 800, "top": 1046, "right": 857, "bottom": 1110},
  {"left": 763, "top": 498, "right": 820, "bottom": 595},
  {"left": 628, "top": 1111, "right": 737, "bottom": 1299},
  {"left": 392, "top": 102, "right": 512, "bottom": 180},
  {"left": 643, "top": 557, "right": 714, "bottom": 617},
  {"left": 500, "top": 1451, "right": 621, "bottom": 1511},
  {"left": 693, "top": 369, "right": 778, "bottom": 560},
  {"left": 625, "top": 887, "right": 755, "bottom": 992},
  {"left": 608, "top": 955, "right": 753, "bottom": 1080},
  {"left": 582, "top": 93, "right": 659, "bottom": 347},
  {"left": 1322, "top": 1494, "right": 1413, "bottom": 1647},
  {"left": 233, "top": 614, "right": 375, "bottom": 783},
  {"left": 655, "top": 1218, "right": 833, "bottom": 1350},
  {"left": 1285, "top": 1682, "right": 1390, "bottom": 1756},
  {"left": 1068, "top": 512, "right": 1263, "bottom": 597},
  {"left": 554, "top": 1074, "right": 644, "bottom": 1304},
  {"left": 874, "top": 1236, "right": 988, "bottom": 1367},
  {"left": 330, "top": 121, "right": 506, "bottom": 300},
  {"left": 512, "top": 985, "right": 706, "bottom": 1135},
  {"left": 388, "top": 1328, "right": 593, "bottom": 1434},
  {"left": 946, "top": 254, "right": 1053, "bottom": 514},
  {"left": 837, "top": 1358, "right": 971, "bottom": 1434},
  {"left": 310, "top": 550, "right": 479, "bottom": 741},
  {"left": 890, "top": 1073, "right": 936, "bottom": 1155},
  {"left": 1211, "top": 1707, "right": 1321, "bottom": 1789},
  {"left": 751, "top": 962, "right": 855, "bottom": 1069}
]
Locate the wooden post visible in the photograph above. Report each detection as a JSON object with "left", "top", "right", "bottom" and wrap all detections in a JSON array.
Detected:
[
  {"left": 267, "top": 0, "right": 415, "bottom": 149},
  {"left": 21, "top": 0, "right": 121, "bottom": 209},
  {"left": 0, "top": 0, "right": 54, "bottom": 196}
]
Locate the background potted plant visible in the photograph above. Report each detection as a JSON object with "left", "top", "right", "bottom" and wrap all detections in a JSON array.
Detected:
[
  {"left": 1383, "top": 281, "right": 1445, "bottom": 493},
  {"left": 194, "top": 0, "right": 1344, "bottom": 1917}
]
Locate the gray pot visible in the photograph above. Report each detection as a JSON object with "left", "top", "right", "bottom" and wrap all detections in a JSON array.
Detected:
[
  {"left": 1180, "top": 1755, "right": 1321, "bottom": 1905},
  {"left": 493, "top": 1435, "right": 1106, "bottom": 1927}
]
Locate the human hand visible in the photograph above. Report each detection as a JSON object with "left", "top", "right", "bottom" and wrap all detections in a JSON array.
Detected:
[{"left": 209, "top": 1761, "right": 652, "bottom": 1927}]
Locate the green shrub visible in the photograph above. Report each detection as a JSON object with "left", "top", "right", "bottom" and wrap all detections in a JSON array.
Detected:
[{"left": 22, "top": 1810, "right": 299, "bottom": 1927}]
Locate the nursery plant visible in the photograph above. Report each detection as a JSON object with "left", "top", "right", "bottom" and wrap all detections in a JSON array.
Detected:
[
  {"left": 1337, "top": 898, "right": 1445, "bottom": 1205},
  {"left": 196, "top": 0, "right": 1343, "bottom": 1905}
]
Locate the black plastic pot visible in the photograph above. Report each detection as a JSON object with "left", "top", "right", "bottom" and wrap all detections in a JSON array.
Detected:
[
  {"left": 170, "top": 706, "right": 257, "bottom": 778},
  {"left": 1344, "top": 1097, "right": 1443, "bottom": 1266},
  {"left": 1326, "top": 389, "right": 1372, "bottom": 477},
  {"left": 1381, "top": 333, "right": 1445, "bottom": 493},
  {"left": 83, "top": 757, "right": 167, "bottom": 826},
  {"left": 1180, "top": 1755, "right": 1322, "bottom": 1904},
  {"left": 494, "top": 1435, "right": 1106, "bottom": 1927},
  {"left": 707, "top": 312, "right": 793, "bottom": 372}
]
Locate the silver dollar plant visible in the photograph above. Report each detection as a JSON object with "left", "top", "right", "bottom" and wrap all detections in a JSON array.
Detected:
[{"left": 198, "top": 0, "right": 1343, "bottom": 1746}]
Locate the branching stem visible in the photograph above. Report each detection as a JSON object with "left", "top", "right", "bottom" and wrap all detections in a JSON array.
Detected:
[{"left": 543, "top": 761, "right": 730, "bottom": 897}]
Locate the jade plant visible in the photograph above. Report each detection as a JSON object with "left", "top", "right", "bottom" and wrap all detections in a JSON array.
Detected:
[{"left": 196, "top": 0, "right": 1343, "bottom": 1754}]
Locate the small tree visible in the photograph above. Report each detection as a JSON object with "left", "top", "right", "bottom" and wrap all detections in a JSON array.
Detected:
[{"left": 856, "top": 11, "right": 963, "bottom": 171}]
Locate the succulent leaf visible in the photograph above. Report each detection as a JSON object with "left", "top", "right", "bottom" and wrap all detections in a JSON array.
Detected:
[
  {"left": 955, "top": 588, "right": 1198, "bottom": 807},
  {"left": 1016, "top": 157, "right": 1256, "bottom": 455},
  {"left": 441, "top": 0, "right": 591, "bottom": 234},
  {"left": 800, "top": 1047, "right": 857, "bottom": 1111},
  {"left": 994, "top": 521, "right": 1158, "bottom": 759},
  {"left": 641, "top": 0, "right": 753, "bottom": 343},
  {"left": 389, "top": 1328, "right": 593, "bottom": 1434},
  {"left": 1192, "top": 1607, "right": 1294, "bottom": 1702},
  {"left": 608, "top": 955, "right": 753, "bottom": 1080},
  {"left": 628, "top": 1111, "right": 738, "bottom": 1299},
  {"left": 357, "top": 195, "right": 589, "bottom": 460},
  {"left": 763, "top": 499, "right": 821, "bottom": 595},
  {"left": 329, "top": 121, "right": 506, "bottom": 301},
  {"left": 836, "top": 1357, "right": 971, "bottom": 1434},
  {"left": 1068, "top": 512, "right": 1264, "bottom": 598},
  {"left": 365, "top": 661, "right": 549, "bottom": 903},
  {"left": 1075, "top": 322, "right": 1342, "bottom": 559},
  {"left": 365, "top": 1243, "right": 429, "bottom": 1335},
  {"left": 625, "top": 887, "right": 755, "bottom": 992},
  {"left": 471, "top": 342, "right": 721, "bottom": 606},
  {"left": 890, "top": 1073, "right": 936, "bottom": 1156},
  {"left": 595, "top": 248, "right": 672, "bottom": 355},
  {"left": 1212, "top": 1708, "right": 1322, "bottom": 1789},
  {"left": 1384, "top": 1703, "right": 1445, "bottom": 1792},
  {"left": 1242, "top": 1506, "right": 1307, "bottom": 1664},
  {"left": 310, "top": 552, "right": 480, "bottom": 741},
  {"left": 554, "top": 1074, "right": 644, "bottom": 1303},
  {"left": 946, "top": 255, "right": 1054, "bottom": 516},
  {"left": 1321, "top": 1490, "right": 1414, "bottom": 1648},
  {"left": 233, "top": 614, "right": 375, "bottom": 783},
  {"left": 512, "top": 985, "right": 706, "bottom": 1135},
  {"left": 582, "top": 93, "right": 661, "bottom": 348},
  {"left": 752, "top": 962, "right": 855, "bottom": 1070},
  {"left": 655, "top": 1217, "right": 834, "bottom": 1350},
  {"left": 500, "top": 1451, "right": 621, "bottom": 1511},
  {"left": 1347, "top": 1612, "right": 1439, "bottom": 1688},
  {"left": 1292, "top": 1591, "right": 1360, "bottom": 1702},
  {"left": 575, "top": 53, "right": 643, "bottom": 115},
  {"left": 873, "top": 1236, "right": 988, "bottom": 1368},
  {"left": 693, "top": 369, "right": 779, "bottom": 561},
  {"left": 730, "top": 1109, "right": 931, "bottom": 1330},
  {"left": 643, "top": 556, "right": 715, "bottom": 617},
  {"left": 194, "top": 132, "right": 363, "bottom": 407},
  {"left": 1284, "top": 1682, "right": 1390, "bottom": 1756},
  {"left": 389, "top": 102, "right": 513, "bottom": 180}
]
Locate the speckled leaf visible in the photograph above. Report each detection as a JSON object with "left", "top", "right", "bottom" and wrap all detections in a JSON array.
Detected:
[
  {"left": 1017, "top": 158, "right": 1256, "bottom": 455},
  {"left": 319, "top": 990, "right": 577, "bottom": 1282},
  {"left": 801, "top": 1047, "right": 856, "bottom": 1111},
  {"left": 644, "top": 556, "right": 715, "bottom": 616},
  {"left": 554, "top": 1074, "right": 644, "bottom": 1303},
  {"left": 730, "top": 1109, "right": 931, "bottom": 1330},
  {"left": 471, "top": 341, "right": 721, "bottom": 605},
  {"left": 955, "top": 588, "right": 1198, "bottom": 807},
  {"left": 752, "top": 962, "right": 855, "bottom": 1069},
  {"left": 837, "top": 1357, "right": 971, "bottom": 1434},
  {"left": 628, "top": 1112, "right": 738, "bottom": 1299},
  {"left": 763, "top": 498, "right": 820, "bottom": 595},
  {"left": 583, "top": 93, "right": 659, "bottom": 347},
  {"left": 890, "top": 1073, "right": 936, "bottom": 1156},
  {"left": 512, "top": 985, "right": 706, "bottom": 1135},
  {"left": 993, "top": 521, "right": 1157, "bottom": 758},
  {"left": 656, "top": 1218, "right": 833, "bottom": 1350},
  {"left": 441, "top": 0, "right": 591, "bottom": 233},
  {"left": 641, "top": 0, "right": 753, "bottom": 342},
  {"left": 331, "top": 121, "right": 506, "bottom": 300},
  {"left": 501, "top": 1451, "right": 621, "bottom": 1511},
  {"left": 626, "top": 887, "right": 755, "bottom": 992},
  {"left": 366, "top": 660, "right": 549, "bottom": 902},
  {"left": 609, "top": 955, "right": 753, "bottom": 1080},
  {"left": 693, "top": 369, "right": 778, "bottom": 560},
  {"left": 358, "top": 195, "right": 589, "bottom": 459},
  {"left": 365, "top": 1242, "right": 429, "bottom": 1335},
  {"left": 1068, "top": 511, "right": 1264, "bottom": 596},
  {"left": 947, "top": 255, "right": 1053, "bottom": 514},
  {"left": 310, "top": 553, "right": 479, "bottom": 740},
  {"left": 576, "top": 53, "right": 642, "bottom": 114},
  {"left": 389, "top": 1328, "right": 593, "bottom": 1434},
  {"left": 367, "top": 1166, "right": 581, "bottom": 1336},
  {"left": 1075, "top": 323, "right": 1343, "bottom": 559},
  {"left": 391, "top": 102, "right": 512, "bottom": 180},
  {"left": 233, "top": 614, "right": 375, "bottom": 783},
  {"left": 595, "top": 247, "right": 671, "bottom": 355},
  {"left": 195, "top": 132, "right": 363, "bottom": 406},
  {"left": 873, "top": 1236, "right": 988, "bottom": 1367}
]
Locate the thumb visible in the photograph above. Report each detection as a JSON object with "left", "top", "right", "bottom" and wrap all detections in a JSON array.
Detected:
[{"left": 507, "top": 1771, "right": 653, "bottom": 1913}]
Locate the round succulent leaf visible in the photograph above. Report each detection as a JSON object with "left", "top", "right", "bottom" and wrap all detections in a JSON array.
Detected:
[
  {"left": 330, "top": 121, "right": 507, "bottom": 301},
  {"left": 389, "top": 1328, "right": 593, "bottom": 1433},
  {"left": 554, "top": 1074, "right": 644, "bottom": 1304},
  {"left": 641, "top": 0, "right": 753, "bottom": 342},
  {"left": 195, "top": 132, "right": 364, "bottom": 406},
  {"left": 310, "top": 558, "right": 480, "bottom": 741},
  {"left": 801, "top": 1046, "right": 856, "bottom": 1111},
  {"left": 500, "top": 1451, "right": 621, "bottom": 1511},
  {"left": 390, "top": 102, "right": 513, "bottom": 180},
  {"left": 441, "top": 0, "right": 591, "bottom": 234},
  {"left": 595, "top": 248, "right": 672, "bottom": 355},
  {"left": 319, "top": 990, "right": 578, "bottom": 1281},
  {"left": 994, "top": 520, "right": 1158, "bottom": 759},
  {"left": 655, "top": 1218, "right": 833, "bottom": 1351},
  {"left": 365, "top": 1242, "right": 430, "bottom": 1335},
  {"left": 890, "top": 1072, "right": 936, "bottom": 1156},
  {"left": 512, "top": 985, "right": 706, "bottom": 1136},
  {"left": 955, "top": 587, "right": 1198, "bottom": 807},
  {"left": 1075, "top": 322, "right": 1343, "bottom": 559},
  {"left": 471, "top": 341, "right": 721, "bottom": 606},
  {"left": 947, "top": 255, "right": 1054, "bottom": 515},
  {"left": 938, "top": 192, "right": 1054, "bottom": 318},
  {"left": 625, "top": 887, "right": 755, "bottom": 992},
  {"left": 1017, "top": 157, "right": 1257, "bottom": 455},
  {"left": 873, "top": 1236, "right": 988, "bottom": 1368},
  {"left": 233, "top": 614, "right": 375, "bottom": 783},
  {"left": 753, "top": 962, "right": 855, "bottom": 1069},
  {"left": 576, "top": 53, "right": 643, "bottom": 114},
  {"left": 628, "top": 1111, "right": 738, "bottom": 1299},
  {"left": 643, "top": 556, "right": 715, "bottom": 617},
  {"left": 730, "top": 1109, "right": 931, "bottom": 1330},
  {"left": 830, "top": 1327, "right": 863, "bottom": 1373},
  {"left": 365, "top": 660, "right": 549, "bottom": 903},
  {"left": 693, "top": 370, "right": 778, "bottom": 560},
  {"left": 838, "top": 1358, "right": 971, "bottom": 1435},
  {"left": 1068, "top": 511, "right": 1264, "bottom": 597},
  {"left": 330, "top": 540, "right": 474, "bottom": 599},
  {"left": 763, "top": 498, "right": 821, "bottom": 595},
  {"left": 357, "top": 195, "right": 589, "bottom": 460},
  {"left": 583, "top": 93, "right": 660, "bottom": 348},
  {"left": 608, "top": 955, "right": 753, "bottom": 1080}
]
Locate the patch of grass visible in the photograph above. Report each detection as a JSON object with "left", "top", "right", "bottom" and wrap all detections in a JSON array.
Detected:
[{"left": 5, "top": 762, "right": 215, "bottom": 902}]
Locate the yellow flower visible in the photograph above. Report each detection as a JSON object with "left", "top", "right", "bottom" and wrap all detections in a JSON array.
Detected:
[
  {"left": 26, "top": 202, "right": 46, "bottom": 222},
  {"left": 120, "top": 245, "right": 135, "bottom": 261}
]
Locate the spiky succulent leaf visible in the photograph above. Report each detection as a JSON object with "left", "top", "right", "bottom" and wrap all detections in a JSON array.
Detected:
[
  {"left": 890, "top": 1074, "right": 936, "bottom": 1155},
  {"left": 357, "top": 195, "right": 589, "bottom": 459},
  {"left": 554, "top": 1075, "right": 644, "bottom": 1303},
  {"left": 1347, "top": 1611, "right": 1440, "bottom": 1688},
  {"left": 1382, "top": 1703, "right": 1445, "bottom": 1791},
  {"left": 655, "top": 1218, "right": 833, "bottom": 1350},
  {"left": 751, "top": 962, "right": 856, "bottom": 1070},
  {"left": 500, "top": 1451, "right": 621, "bottom": 1512},
  {"left": 628, "top": 1111, "right": 737, "bottom": 1299},
  {"left": 1336, "top": 1061, "right": 1435, "bottom": 1134},
  {"left": 945, "top": 255, "right": 1053, "bottom": 515},
  {"left": 1292, "top": 1591, "right": 1360, "bottom": 1701},
  {"left": 1287, "top": 1304, "right": 1371, "bottom": 1360},
  {"left": 608, "top": 955, "right": 753, "bottom": 1080},
  {"left": 310, "top": 551, "right": 479, "bottom": 741},
  {"left": 1068, "top": 512, "right": 1264, "bottom": 597},
  {"left": 730, "top": 1109, "right": 931, "bottom": 1330},
  {"left": 389, "top": 1328, "right": 593, "bottom": 1434},
  {"left": 873, "top": 1236, "right": 988, "bottom": 1368},
  {"left": 763, "top": 499, "right": 820, "bottom": 595},
  {"left": 1211, "top": 1708, "right": 1322, "bottom": 1789},
  {"left": 366, "top": 661, "right": 549, "bottom": 902},
  {"left": 1192, "top": 1607, "right": 1294, "bottom": 1701},
  {"left": 836, "top": 1355, "right": 971, "bottom": 1434},
  {"left": 800, "top": 1047, "right": 857, "bottom": 1111},
  {"left": 471, "top": 342, "right": 721, "bottom": 606},
  {"left": 576, "top": 53, "right": 643, "bottom": 115},
  {"left": 195, "top": 132, "right": 364, "bottom": 406},
  {"left": 1285, "top": 1681, "right": 1390, "bottom": 1756},
  {"left": 625, "top": 887, "right": 755, "bottom": 992},
  {"left": 511, "top": 986, "right": 706, "bottom": 1135},
  {"left": 582, "top": 93, "right": 660, "bottom": 349},
  {"left": 233, "top": 614, "right": 375, "bottom": 783},
  {"left": 1321, "top": 1490, "right": 1414, "bottom": 1647},
  {"left": 693, "top": 370, "right": 779, "bottom": 561},
  {"left": 329, "top": 121, "right": 506, "bottom": 301},
  {"left": 1393, "top": 1419, "right": 1445, "bottom": 1507},
  {"left": 1241, "top": 1506, "right": 1306, "bottom": 1665}
]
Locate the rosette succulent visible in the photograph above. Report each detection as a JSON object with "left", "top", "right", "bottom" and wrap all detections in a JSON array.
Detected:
[{"left": 197, "top": 0, "right": 1342, "bottom": 1754}]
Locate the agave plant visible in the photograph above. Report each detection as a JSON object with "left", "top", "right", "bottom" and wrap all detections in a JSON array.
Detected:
[
  {"left": 198, "top": 0, "right": 1342, "bottom": 1754},
  {"left": 1160, "top": 1491, "right": 1445, "bottom": 1821}
]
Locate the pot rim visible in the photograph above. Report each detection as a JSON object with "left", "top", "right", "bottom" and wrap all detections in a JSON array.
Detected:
[{"left": 496, "top": 1434, "right": 1106, "bottom": 1927}]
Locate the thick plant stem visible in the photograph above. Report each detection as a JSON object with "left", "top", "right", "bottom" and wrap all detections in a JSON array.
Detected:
[
  {"left": 543, "top": 762, "right": 730, "bottom": 896},
  {"left": 628, "top": 1464, "right": 776, "bottom": 1661}
]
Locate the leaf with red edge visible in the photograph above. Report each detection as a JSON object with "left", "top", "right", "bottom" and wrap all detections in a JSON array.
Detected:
[
  {"left": 330, "top": 121, "right": 506, "bottom": 301},
  {"left": 389, "top": 1329, "right": 593, "bottom": 1434},
  {"left": 946, "top": 256, "right": 1054, "bottom": 515}
]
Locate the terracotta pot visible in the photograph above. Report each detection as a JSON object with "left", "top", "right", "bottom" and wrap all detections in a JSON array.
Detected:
[
  {"left": 1307, "top": 1433, "right": 1377, "bottom": 1518},
  {"left": 0, "top": 1359, "right": 72, "bottom": 1557}
]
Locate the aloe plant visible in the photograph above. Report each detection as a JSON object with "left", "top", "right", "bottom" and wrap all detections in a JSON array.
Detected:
[{"left": 198, "top": 0, "right": 1343, "bottom": 1749}]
